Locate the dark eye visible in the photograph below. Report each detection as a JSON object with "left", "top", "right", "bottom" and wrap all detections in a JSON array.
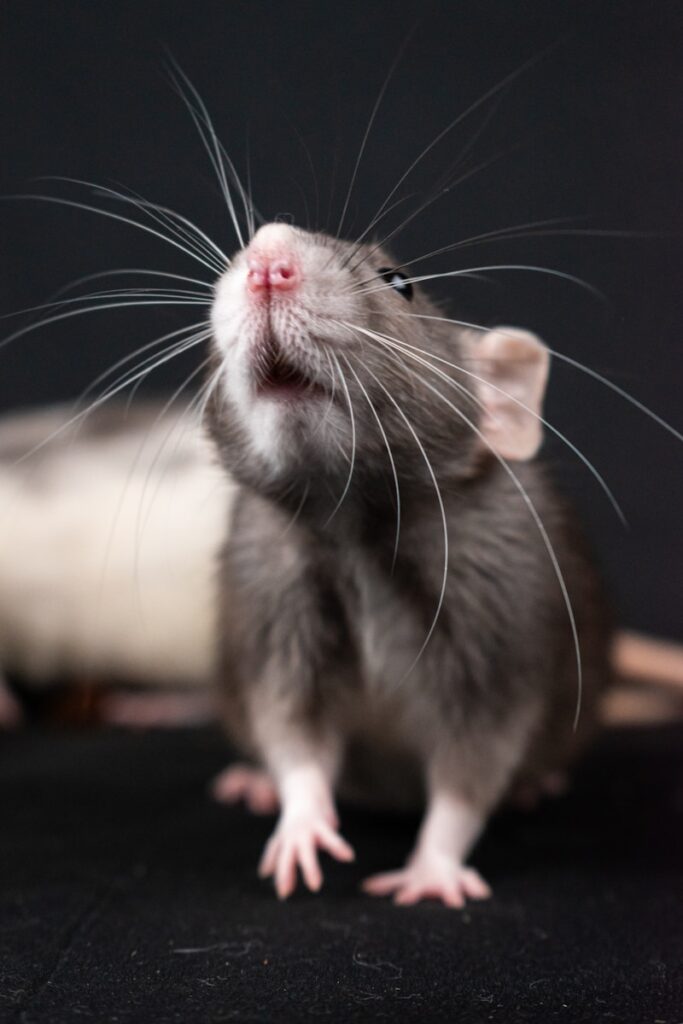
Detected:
[{"left": 378, "top": 267, "right": 413, "bottom": 301}]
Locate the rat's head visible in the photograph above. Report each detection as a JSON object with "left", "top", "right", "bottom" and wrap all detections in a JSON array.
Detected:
[{"left": 206, "top": 222, "right": 549, "bottom": 512}]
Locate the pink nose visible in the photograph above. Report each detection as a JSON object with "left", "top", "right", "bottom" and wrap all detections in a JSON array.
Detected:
[{"left": 246, "top": 254, "right": 299, "bottom": 294}]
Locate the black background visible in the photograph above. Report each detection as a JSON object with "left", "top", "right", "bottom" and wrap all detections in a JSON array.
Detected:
[{"left": 0, "top": 0, "right": 681, "bottom": 639}]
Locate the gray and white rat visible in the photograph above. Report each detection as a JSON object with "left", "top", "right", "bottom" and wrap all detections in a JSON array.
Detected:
[{"left": 204, "top": 221, "right": 612, "bottom": 906}]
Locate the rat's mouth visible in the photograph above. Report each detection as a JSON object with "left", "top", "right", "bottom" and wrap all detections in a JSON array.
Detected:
[{"left": 255, "top": 337, "right": 326, "bottom": 401}]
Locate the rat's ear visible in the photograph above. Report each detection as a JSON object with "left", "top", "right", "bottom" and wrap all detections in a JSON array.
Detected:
[{"left": 472, "top": 327, "right": 550, "bottom": 461}]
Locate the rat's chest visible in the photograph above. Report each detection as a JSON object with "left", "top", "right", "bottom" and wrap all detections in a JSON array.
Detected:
[{"left": 335, "top": 549, "right": 448, "bottom": 695}]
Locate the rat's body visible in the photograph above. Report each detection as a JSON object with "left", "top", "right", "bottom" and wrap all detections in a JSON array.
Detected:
[{"left": 206, "top": 221, "right": 611, "bottom": 904}]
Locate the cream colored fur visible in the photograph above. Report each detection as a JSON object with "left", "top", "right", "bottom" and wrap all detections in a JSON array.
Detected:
[{"left": 0, "top": 405, "right": 233, "bottom": 688}]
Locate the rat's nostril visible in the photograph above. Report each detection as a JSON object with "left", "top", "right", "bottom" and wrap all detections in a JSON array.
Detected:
[
  {"left": 246, "top": 254, "right": 299, "bottom": 294},
  {"left": 246, "top": 260, "right": 269, "bottom": 292},
  {"left": 270, "top": 260, "right": 298, "bottom": 288}
]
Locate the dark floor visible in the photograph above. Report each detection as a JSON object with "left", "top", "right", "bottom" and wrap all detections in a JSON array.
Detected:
[{"left": 0, "top": 725, "right": 681, "bottom": 1024}]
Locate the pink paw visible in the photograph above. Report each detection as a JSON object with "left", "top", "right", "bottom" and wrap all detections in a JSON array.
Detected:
[
  {"left": 211, "top": 763, "right": 279, "bottom": 815},
  {"left": 363, "top": 853, "right": 491, "bottom": 908},
  {"left": 258, "top": 811, "right": 355, "bottom": 899}
]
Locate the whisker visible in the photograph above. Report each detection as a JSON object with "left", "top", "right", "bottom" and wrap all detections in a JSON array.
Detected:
[
  {"left": 353, "top": 354, "right": 449, "bottom": 683},
  {"left": 2, "top": 193, "right": 223, "bottom": 276},
  {"left": 307, "top": 349, "right": 340, "bottom": 440},
  {"left": 83, "top": 319, "right": 212, "bottom": 402},
  {"left": 347, "top": 318, "right": 626, "bottom": 524},
  {"left": 391, "top": 221, "right": 656, "bottom": 273},
  {"left": 368, "top": 348, "right": 585, "bottom": 730},
  {"left": 166, "top": 58, "right": 252, "bottom": 248},
  {"left": 1, "top": 287, "right": 210, "bottom": 322},
  {"left": 50, "top": 268, "right": 215, "bottom": 295},
  {"left": 279, "top": 480, "right": 311, "bottom": 538},
  {"left": 0, "top": 296, "right": 209, "bottom": 354},
  {"left": 285, "top": 114, "right": 321, "bottom": 232},
  {"left": 325, "top": 352, "right": 356, "bottom": 524},
  {"left": 243, "top": 128, "right": 257, "bottom": 239},
  {"left": 134, "top": 356, "right": 213, "bottom": 558},
  {"left": 391, "top": 216, "right": 582, "bottom": 270},
  {"left": 347, "top": 148, "right": 513, "bottom": 276},
  {"left": 7, "top": 323, "right": 212, "bottom": 470},
  {"left": 117, "top": 330, "right": 213, "bottom": 412},
  {"left": 85, "top": 181, "right": 230, "bottom": 271},
  {"left": 349, "top": 47, "right": 557, "bottom": 256},
  {"left": 336, "top": 25, "right": 415, "bottom": 238},
  {"left": 401, "top": 311, "right": 683, "bottom": 446},
  {"left": 348, "top": 263, "right": 603, "bottom": 301},
  {"left": 341, "top": 353, "right": 402, "bottom": 570},
  {"left": 40, "top": 177, "right": 230, "bottom": 272}
]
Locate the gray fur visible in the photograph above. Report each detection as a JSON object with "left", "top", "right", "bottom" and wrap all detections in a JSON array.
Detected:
[{"left": 205, "top": 226, "right": 611, "bottom": 817}]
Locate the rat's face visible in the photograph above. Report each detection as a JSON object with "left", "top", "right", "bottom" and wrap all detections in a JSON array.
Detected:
[
  {"left": 207, "top": 222, "right": 475, "bottom": 497},
  {"left": 206, "top": 222, "right": 548, "bottom": 507}
]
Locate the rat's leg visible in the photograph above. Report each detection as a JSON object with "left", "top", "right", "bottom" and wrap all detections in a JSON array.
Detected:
[
  {"left": 363, "top": 785, "right": 490, "bottom": 908},
  {"left": 211, "top": 762, "right": 279, "bottom": 815},
  {"left": 218, "top": 491, "right": 356, "bottom": 897},
  {"left": 256, "top": 724, "right": 354, "bottom": 898},
  {"left": 363, "top": 715, "right": 537, "bottom": 908}
]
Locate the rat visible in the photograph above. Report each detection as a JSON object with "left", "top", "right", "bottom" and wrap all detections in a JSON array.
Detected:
[{"left": 203, "top": 220, "right": 612, "bottom": 906}]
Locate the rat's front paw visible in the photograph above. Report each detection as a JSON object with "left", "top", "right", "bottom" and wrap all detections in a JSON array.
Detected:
[
  {"left": 258, "top": 812, "right": 355, "bottom": 899},
  {"left": 363, "top": 852, "right": 491, "bottom": 908}
]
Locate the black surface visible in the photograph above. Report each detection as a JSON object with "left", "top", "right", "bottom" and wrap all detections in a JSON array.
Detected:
[
  {"left": 1, "top": 1, "right": 682, "bottom": 641},
  {"left": 0, "top": 725, "right": 681, "bottom": 1023}
]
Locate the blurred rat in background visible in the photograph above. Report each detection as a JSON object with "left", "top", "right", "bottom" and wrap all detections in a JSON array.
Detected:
[{"left": 0, "top": 402, "right": 232, "bottom": 726}]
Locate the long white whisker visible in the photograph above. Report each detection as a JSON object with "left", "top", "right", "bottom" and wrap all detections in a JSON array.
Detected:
[
  {"left": 0, "top": 297, "right": 209, "bottom": 354},
  {"left": 41, "top": 177, "right": 230, "bottom": 272},
  {"left": 167, "top": 59, "right": 250, "bottom": 247},
  {"left": 352, "top": 48, "right": 555, "bottom": 254},
  {"left": 83, "top": 319, "right": 212, "bottom": 402},
  {"left": 90, "top": 182, "right": 230, "bottom": 269},
  {"left": 8, "top": 326, "right": 212, "bottom": 469},
  {"left": 2, "top": 193, "right": 224, "bottom": 276},
  {"left": 366, "top": 349, "right": 585, "bottom": 730},
  {"left": 341, "top": 322, "right": 487, "bottom": 415},
  {"left": 1, "top": 287, "right": 210, "bottom": 322},
  {"left": 115, "top": 331, "right": 213, "bottom": 412},
  {"left": 391, "top": 222, "right": 654, "bottom": 274},
  {"left": 342, "top": 354, "right": 402, "bottom": 570},
  {"left": 401, "top": 311, "right": 683, "bottom": 447},
  {"left": 355, "top": 355, "right": 449, "bottom": 682},
  {"left": 392, "top": 216, "right": 582, "bottom": 269},
  {"left": 347, "top": 319, "right": 626, "bottom": 524},
  {"left": 348, "top": 149, "right": 513, "bottom": 275},
  {"left": 50, "top": 268, "right": 215, "bottom": 295},
  {"left": 307, "top": 349, "right": 340, "bottom": 440},
  {"left": 336, "top": 26, "right": 414, "bottom": 238},
  {"left": 134, "top": 357, "right": 213, "bottom": 559},
  {"left": 349, "top": 263, "right": 602, "bottom": 301},
  {"left": 325, "top": 352, "right": 356, "bottom": 524}
]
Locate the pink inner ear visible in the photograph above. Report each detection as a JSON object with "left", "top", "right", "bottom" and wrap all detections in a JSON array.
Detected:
[{"left": 473, "top": 328, "right": 550, "bottom": 461}]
